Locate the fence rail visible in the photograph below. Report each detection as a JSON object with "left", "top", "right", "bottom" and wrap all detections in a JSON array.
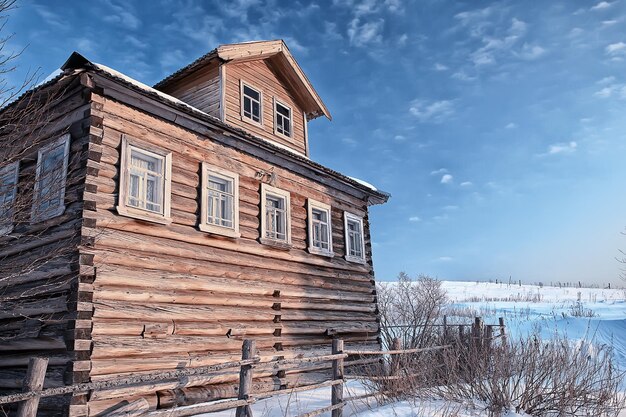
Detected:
[{"left": 0, "top": 316, "right": 505, "bottom": 417}]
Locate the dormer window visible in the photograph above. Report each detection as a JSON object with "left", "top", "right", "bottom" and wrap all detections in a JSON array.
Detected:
[
  {"left": 274, "top": 99, "right": 292, "bottom": 138},
  {"left": 241, "top": 81, "right": 262, "bottom": 124}
]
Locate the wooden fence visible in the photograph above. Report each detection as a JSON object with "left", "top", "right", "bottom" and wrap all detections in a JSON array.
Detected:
[{"left": 0, "top": 317, "right": 505, "bottom": 417}]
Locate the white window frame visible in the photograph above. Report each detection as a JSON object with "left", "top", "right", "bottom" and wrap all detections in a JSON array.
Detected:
[
  {"left": 344, "top": 212, "right": 366, "bottom": 264},
  {"left": 260, "top": 183, "right": 291, "bottom": 247},
  {"left": 117, "top": 136, "right": 172, "bottom": 225},
  {"left": 240, "top": 80, "right": 263, "bottom": 126},
  {"left": 307, "top": 199, "right": 333, "bottom": 257},
  {"left": 0, "top": 161, "right": 19, "bottom": 235},
  {"left": 274, "top": 98, "right": 292, "bottom": 138},
  {"left": 200, "top": 163, "right": 240, "bottom": 238},
  {"left": 31, "top": 134, "right": 70, "bottom": 223}
]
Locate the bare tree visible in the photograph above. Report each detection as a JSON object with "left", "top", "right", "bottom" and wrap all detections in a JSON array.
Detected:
[
  {"left": 0, "top": 0, "right": 77, "bottom": 342},
  {"left": 377, "top": 272, "right": 448, "bottom": 350}
]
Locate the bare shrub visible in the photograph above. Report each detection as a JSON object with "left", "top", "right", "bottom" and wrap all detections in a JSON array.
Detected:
[
  {"left": 426, "top": 333, "right": 625, "bottom": 416},
  {"left": 377, "top": 272, "right": 448, "bottom": 350},
  {"left": 568, "top": 300, "right": 597, "bottom": 318}
]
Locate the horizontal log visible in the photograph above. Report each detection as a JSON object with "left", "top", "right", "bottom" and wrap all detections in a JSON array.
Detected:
[
  {"left": 92, "top": 300, "right": 277, "bottom": 323},
  {"left": 93, "top": 265, "right": 374, "bottom": 299},
  {"left": 0, "top": 336, "right": 67, "bottom": 352}
]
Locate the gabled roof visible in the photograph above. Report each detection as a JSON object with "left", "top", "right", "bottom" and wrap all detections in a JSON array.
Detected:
[{"left": 154, "top": 40, "right": 332, "bottom": 121}]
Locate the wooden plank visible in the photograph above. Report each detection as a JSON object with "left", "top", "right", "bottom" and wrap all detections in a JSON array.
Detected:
[
  {"left": 235, "top": 340, "right": 255, "bottom": 417},
  {"left": 331, "top": 339, "right": 344, "bottom": 417},
  {"left": 101, "top": 398, "right": 150, "bottom": 417},
  {"left": 17, "top": 357, "right": 49, "bottom": 417}
]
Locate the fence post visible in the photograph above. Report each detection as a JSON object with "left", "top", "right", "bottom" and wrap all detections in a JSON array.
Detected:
[
  {"left": 331, "top": 339, "right": 344, "bottom": 417},
  {"left": 390, "top": 338, "right": 401, "bottom": 376},
  {"left": 499, "top": 317, "right": 507, "bottom": 344},
  {"left": 17, "top": 357, "right": 49, "bottom": 417},
  {"left": 235, "top": 340, "right": 255, "bottom": 417},
  {"left": 473, "top": 317, "right": 484, "bottom": 352},
  {"left": 442, "top": 315, "right": 448, "bottom": 342},
  {"left": 485, "top": 325, "right": 493, "bottom": 351}
]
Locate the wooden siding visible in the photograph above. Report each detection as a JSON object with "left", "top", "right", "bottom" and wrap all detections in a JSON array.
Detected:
[
  {"left": 0, "top": 78, "right": 93, "bottom": 416},
  {"left": 224, "top": 60, "right": 307, "bottom": 155},
  {"left": 158, "top": 60, "right": 221, "bottom": 118},
  {"left": 81, "top": 92, "right": 378, "bottom": 413}
]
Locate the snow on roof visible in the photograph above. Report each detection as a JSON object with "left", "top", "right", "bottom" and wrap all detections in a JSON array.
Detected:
[
  {"left": 35, "top": 69, "right": 63, "bottom": 88},
  {"left": 348, "top": 176, "right": 378, "bottom": 191},
  {"left": 92, "top": 62, "right": 207, "bottom": 116}
]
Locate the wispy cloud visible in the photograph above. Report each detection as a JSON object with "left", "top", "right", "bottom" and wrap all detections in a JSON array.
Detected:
[
  {"left": 102, "top": 0, "right": 141, "bottom": 30},
  {"left": 591, "top": 1, "right": 613, "bottom": 11},
  {"left": 435, "top": 256, "right": 453, "bottom": 262},
  {"left": 505, "top": 122, "right": 518, "bottom": 129},
  {"left": 434, "top": 63, "right": 449, "bottom": 71},
  {"left": 605, "top": 42, "right": 626, "bottom": 59},
  {"left": 540, "top": 141, "right": 578, "bottom": 156},
  {"left": 514, "top": 43, "right": 546, "bottom": 60},
  {"left": 348, "top": 18, "right": 384, "bottom": 47},
  {"left": 409, "top": 216, "right": 421, "bottom": 222},
  {"left": 443, "top": 205, "right": 459, "bottom": 211},
  {"left": 430, "top": 168, "right": 449, "bottom": 175},
  {"left": 124, "top": 35, "right": 148, "bottom": 49},
  {"left": 460, "top": 181, "right": 473, "bottom": 187},
  {"left": 33, "top": 5, "right": 66, "bottom": 30},
  {"left": 441, "top": 174, "right": 454, "bottom": 184},
  {"left": 594, "top": 83, "right": 626, "bottom": 99},
  {"left": 409, "top": 99, "right": 455, "bottom": 123}
]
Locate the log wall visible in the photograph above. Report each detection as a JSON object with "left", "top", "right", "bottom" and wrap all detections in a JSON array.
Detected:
[
  {"left": 81, "top": 88, "right": 380, "bottom": 414},
  {"left": 0, "top": 75, "right": 94, "bottom": 416}
]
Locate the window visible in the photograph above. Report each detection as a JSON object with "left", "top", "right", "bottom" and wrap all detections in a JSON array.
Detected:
[
  {"left": 274, "top": 99, "right": 292, "bottom": 138},
  {"left": 200, "top": 163, "right": 240, "bottom": 238},
  {"left": 31, "top": 134, "right": 70, "bottom": 222},
  {"left": 0, "top": 161, "right": 19, "bottom": 234},
  {"left": 307, "top": 199, "right": 333, "bottom": 256},
  {"left": 344, "top": 212, "right": 365, "bottom": 263},
  {"left": 241, "top": 81, "right": 262, "bottom": 124},
  {"left": 117, "top": 136, "right": 172, "bottom": 224},
  {"left": 260, "top": 184, "right": 291, "bottom": 247}
]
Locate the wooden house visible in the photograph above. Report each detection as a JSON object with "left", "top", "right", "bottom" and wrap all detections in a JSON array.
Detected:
[{"left": 0, "top": 40, "right": 389, "bottom": 416}]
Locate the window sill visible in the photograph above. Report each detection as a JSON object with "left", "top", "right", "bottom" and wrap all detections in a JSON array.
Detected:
[
  {"left": 199, "top": 224, "right": 241, "bottom": 238},
  {"left": 259, "top": 237, "right": 292, "bottom": 251},
  {"left": 117, "top": 206, "right": 172, "bottom": 225},
  {"left": 345, "top": 255, "right": 366, "bottom": 264},
  {"left": 241, "top": 115, "right": 264, "bottom": 129},
  {"left": 31, "top": 205, "right": 66, "bottom": 224},
  {"left": 274, "top": 129, "right": 293, "bottom": 141},
  {"left": 307, "top": 247, "right": 335, "bottom": 258}
]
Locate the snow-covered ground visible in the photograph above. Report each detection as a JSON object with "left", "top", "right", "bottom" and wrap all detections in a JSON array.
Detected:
[
  {"left": 210, "top": 380, "right": 532, "bottom": 417},
  {"left": 208, "top": 281, "right": 626, "bottom": 417},
  {"left": 443, "top": 280, "right": 626, "bottom": 370}
]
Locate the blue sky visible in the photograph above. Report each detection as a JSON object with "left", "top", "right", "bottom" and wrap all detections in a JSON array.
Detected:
[{"left": 7, "top": 0, "right": 626, "bottom": 284}]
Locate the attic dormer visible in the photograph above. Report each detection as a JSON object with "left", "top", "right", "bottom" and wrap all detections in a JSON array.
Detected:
[{"left": 154, "top": 40, "right": 331, "bottom": 157}]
